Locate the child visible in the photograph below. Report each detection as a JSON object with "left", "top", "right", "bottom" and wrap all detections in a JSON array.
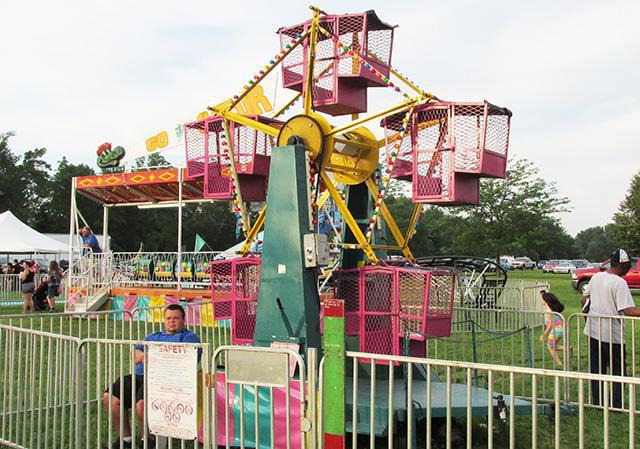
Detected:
[{"left": 540, "top": 291, "right": 565, "bottom": 366}]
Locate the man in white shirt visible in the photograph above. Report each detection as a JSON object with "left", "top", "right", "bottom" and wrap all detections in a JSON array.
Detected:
[{"left": 582, "top": 248, "right": 640, "bottom": 408}]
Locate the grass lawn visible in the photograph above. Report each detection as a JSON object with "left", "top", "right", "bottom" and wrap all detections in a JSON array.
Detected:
[
  {"left": 507, "top": 269, "right": 584, "bottom": 313},
  {"left": 1, "top": 272, "right": 639, "bottom": 448}
]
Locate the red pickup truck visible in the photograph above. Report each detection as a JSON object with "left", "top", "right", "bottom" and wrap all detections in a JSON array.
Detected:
[{"left": 571, "top": 258, "right": 640, "bottom": 293}]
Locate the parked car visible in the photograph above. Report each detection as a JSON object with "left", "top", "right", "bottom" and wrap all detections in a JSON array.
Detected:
[
  {"left": 542, "top": 259, "right": 561, "bottom": 273},
  {"left": 571, "top": 259, "right": 590, "bottom": 269},
  {"left": 552, "top": 260, "right": 576, "bottom": 274},
  {"left": 587, "top": 262, "right": 600, "bottom": 268},
  {"left": 537, "top": 260, "right": 547, "bottom": 269},
  {"left": 510, "top": 257, "right": 536, "bottom": 270},
  {"left": 572, "top": 258, "right": 640, "bottom": 293}
]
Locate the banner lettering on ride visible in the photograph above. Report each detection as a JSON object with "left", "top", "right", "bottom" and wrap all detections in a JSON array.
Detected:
[{"left": 120, "top": 85, "right": 274, "bottom": 164}]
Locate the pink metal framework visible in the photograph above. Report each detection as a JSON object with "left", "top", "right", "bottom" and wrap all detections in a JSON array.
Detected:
[
  {"left": 212, "top": 258, "right": 455, "bottom": 352},
  {"left": 184, "top": 116, "right": 282, "bottom": 201},
  {"left": 278, "top": 11, "right": 395, "bottom": 116},
  {"left": 210, "top": 260, "right": 233, "bottom": 321},
  {"left": 384, "top": 101, "right": 511, "bottom": 205},
  {"left": 210, "top": 257, "right": 261, "bottom": 345},
  {"left": 333, "top": 266, "right": 456, "bottom": 362}
]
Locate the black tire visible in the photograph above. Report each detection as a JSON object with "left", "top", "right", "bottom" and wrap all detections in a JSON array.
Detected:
[{"left": 577, "top": 280, "right": 589, "bottom": 294}]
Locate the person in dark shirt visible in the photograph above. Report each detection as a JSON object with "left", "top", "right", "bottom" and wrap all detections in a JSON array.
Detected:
[
  {"left": 46, "top": 260, "right": 63, "bottom": 312},
  {"left": 19, "top": 261, "right": 35, "bottom": 313}
]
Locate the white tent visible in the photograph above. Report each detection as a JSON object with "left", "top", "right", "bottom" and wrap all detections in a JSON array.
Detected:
[
  {"left": 218, "top": 232, "right": 264, "bottom": 259},
  {"left": 0, "top": 211, "right": 69, "bottom": 253}
]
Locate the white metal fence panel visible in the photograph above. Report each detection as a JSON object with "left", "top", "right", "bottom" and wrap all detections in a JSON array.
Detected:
[
  {"left": 0, "top": 325, "right": 82, "bottom": 449},
  {"left": 0, "top": 274, "right": 21, "bottom": 307},
  {"left": 319, "top": 351, "right": 640, "bottom": 449},
  {"left": 209, "top": 345, "right": 316, "bottom": 449}
]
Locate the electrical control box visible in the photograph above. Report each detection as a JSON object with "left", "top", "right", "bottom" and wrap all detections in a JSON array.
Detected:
[{"left": 303, "top": 233, "right": 330, "bottom": 268}]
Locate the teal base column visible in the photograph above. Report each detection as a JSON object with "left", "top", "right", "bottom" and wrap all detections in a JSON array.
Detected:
[{"left": 253, "top": 144, "right": 321, "bottom": 353}]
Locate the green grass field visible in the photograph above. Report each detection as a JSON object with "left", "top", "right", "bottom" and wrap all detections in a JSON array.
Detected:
[
  {"left": 507, "top": 269, "right": 584, "bottom": 313},
  {"left": 1, "top": 271, "right": 638, "bottom": 448}
]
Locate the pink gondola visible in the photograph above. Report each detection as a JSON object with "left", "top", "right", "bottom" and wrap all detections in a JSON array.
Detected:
[{"left": 279, "top": 11, "right": 395, "bottom": 116}]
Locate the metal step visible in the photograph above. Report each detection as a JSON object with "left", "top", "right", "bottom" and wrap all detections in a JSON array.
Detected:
[
  {"left": 65, "top": 286, "right": 110, "bottom": 313},
  {"left": 86, "top": 286, "right": 110, "bottom": 311}
]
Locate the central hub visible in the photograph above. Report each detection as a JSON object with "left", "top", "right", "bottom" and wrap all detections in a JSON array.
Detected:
[
  {"left": 277, "top": 113, "right": 331, "bottom": 161},
  {"left": 277, "top": 113, "right": 379, "bottom": 185}
]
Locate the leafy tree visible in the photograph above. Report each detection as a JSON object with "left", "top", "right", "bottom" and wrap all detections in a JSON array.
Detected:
[
  {"left": 610, "top": 171, "right": 640, "bottom": 255},
  {"left": 385, "top": 158, "right": 575, "bottom": 260},
  {"left": 574, "top": 225, "right": 618, "bottom": 261},
  {"left": 448, "top": 158, "right": 572, "bottom": 259},
  {"left": 32, "top": 157, "right": 99, "bottom": 233},
  {"left": 0, "top": 133, "right": 51, "bottom": 226},
  {"left": 0, "top": 132, "right": 23, "bottom": 216}
]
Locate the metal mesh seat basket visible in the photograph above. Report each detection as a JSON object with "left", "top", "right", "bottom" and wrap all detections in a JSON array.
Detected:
[
  {"left": 383, "top": 101, "right": 511, "bottom": 204},
  {"left": 278, "top": 10, "right": 395, "bottom": 115},
  {"left": 333, "top": 265, "right": 456, "bottom": 362},
  {"left": 210, "top": 257, "right": 261, "bottom": 344},
  {"left": 184, "top": 116, "right": 282, "bottom": 201}
]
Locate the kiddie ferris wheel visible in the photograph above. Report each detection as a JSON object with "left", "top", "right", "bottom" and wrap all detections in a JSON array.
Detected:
[
  {"left": 183, "top": 6, "right": 512, "bottom": 355},
  {"left": 184, "top": 6, "right": 511, "bottom": 267}
]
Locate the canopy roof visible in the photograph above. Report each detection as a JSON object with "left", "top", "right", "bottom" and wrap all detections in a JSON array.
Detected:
[
  {"left": 75, "top": 168, "right": 205, "bottom": 206},
  {"left": 0, "top": 211, "right": 69, "bottom": 253}
]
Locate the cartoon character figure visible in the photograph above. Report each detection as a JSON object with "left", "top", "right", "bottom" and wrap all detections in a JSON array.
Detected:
[{"left": 97, "top": 142, "right": 126, "bottom": 169}]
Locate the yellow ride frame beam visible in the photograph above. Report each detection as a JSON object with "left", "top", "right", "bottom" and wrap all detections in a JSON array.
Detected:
[
  {"left": 207, "top": 108, "right": 280, "bottom": 137},
  {"left": 403, "top": 204, "right": 423, "bottom": 251},
  {"left": 322, "top": 171, "right": 378, "bottom": 264},
  {"left": 364, "top": 178, "right": 414, "bottom": 261}
]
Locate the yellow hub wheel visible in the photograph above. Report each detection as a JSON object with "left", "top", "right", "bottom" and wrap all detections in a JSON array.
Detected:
[
  {"left": 327, "top": 126, "right": 379, "bottom": 185},
  {"left": 277, "top": 113, "right": 332, "bottom": 161},
  {"left": 277, "top": 112, "right": 379, "bottom": 185}
]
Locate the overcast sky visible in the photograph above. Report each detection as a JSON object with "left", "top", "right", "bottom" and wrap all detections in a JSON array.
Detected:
[{"left": 1, "top": 0, "right": 639, "bottom": 236}]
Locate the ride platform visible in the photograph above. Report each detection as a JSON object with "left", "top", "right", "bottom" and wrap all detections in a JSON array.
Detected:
[{"left": 345, "top": 375, "right": 541, "bottom": 437}]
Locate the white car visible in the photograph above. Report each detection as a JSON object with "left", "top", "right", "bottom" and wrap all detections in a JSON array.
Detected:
[
  {"left": 510, "top": 257, "right": 536, "bottom": 270},
  {"left": 552, "top": 260, "right": 576, "bottom": 274}
]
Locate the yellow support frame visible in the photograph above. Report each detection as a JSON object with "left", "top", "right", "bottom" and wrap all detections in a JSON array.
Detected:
[
  {"left": 239, "top": 206, "right": 267, "bottom": 256},
  {"left": 322, "top": 171, "right": 378, "bottom": 264},
  {"left": 203, "top": 6, "right": 439, "bottom": 266},
  {"left": 303, "top": 9, "right": 320, "bottom": 115},
  {"left": 364, "top": 178, "right": 414, "bottom": 261},
  {"left": 403, "top": 203, "right": 423, "bottom": 250},
  {"left": 326, "top": 98, "right": 421, "bottom": 138},
  {"left": 207, "top": 108, "right": 280, "bottom": 137}
]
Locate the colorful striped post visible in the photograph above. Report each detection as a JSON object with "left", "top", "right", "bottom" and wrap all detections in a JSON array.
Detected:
[{"left": 323, "top": 299, "right": 346, "bottom": 449}]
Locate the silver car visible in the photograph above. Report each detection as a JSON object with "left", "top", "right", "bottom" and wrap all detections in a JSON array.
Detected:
[{"left": 552, "top": 260, "right": 576, "bottom": 274}]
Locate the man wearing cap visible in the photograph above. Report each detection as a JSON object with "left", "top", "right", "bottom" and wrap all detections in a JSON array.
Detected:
[{"left": 582, "top": 248, "right": 640, "bottom": 408}]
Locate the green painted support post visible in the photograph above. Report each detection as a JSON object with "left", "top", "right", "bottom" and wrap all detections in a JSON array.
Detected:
[
  {"left": 323, "top": 299, "right": 345, "bottom": 449},
  {"left": 253, "top": 144, "right": 322, "bottom": 353}
]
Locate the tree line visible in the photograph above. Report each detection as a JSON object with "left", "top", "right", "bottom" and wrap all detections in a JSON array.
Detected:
[
  {"left": 1, "top": 131, "right": 639, "bottom": 261},
  {"left": 0, "top": 132, "right": 238, "bottom": 252}
]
